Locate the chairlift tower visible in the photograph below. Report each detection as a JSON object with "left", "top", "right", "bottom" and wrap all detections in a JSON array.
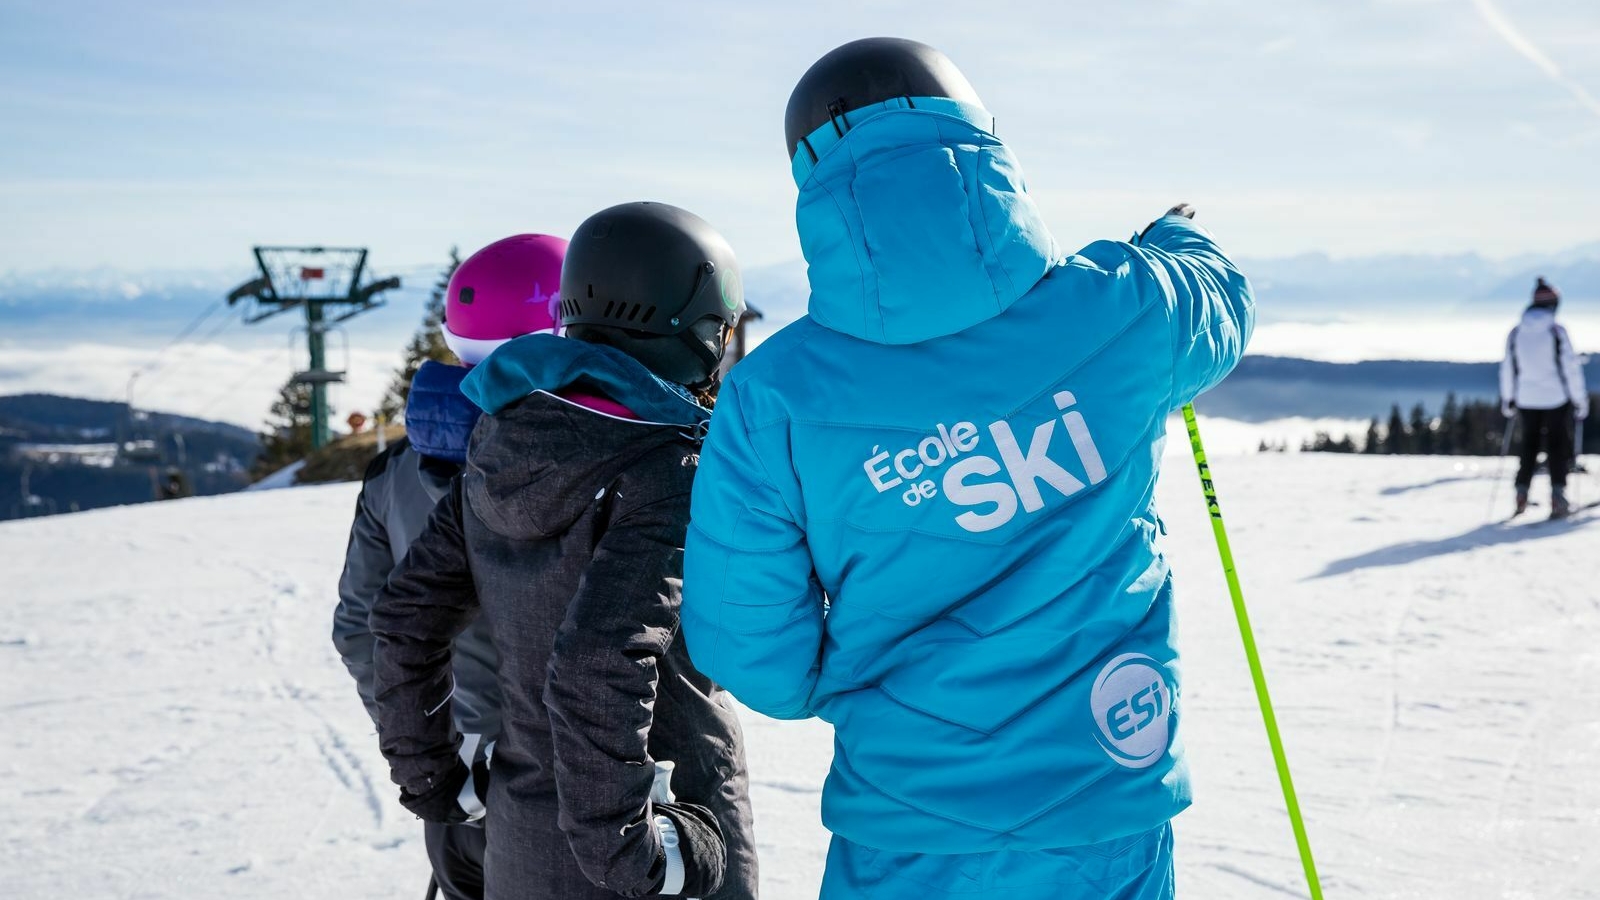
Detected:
[{"left": 226, "top": 247, "right": 400, "bottom": 449}]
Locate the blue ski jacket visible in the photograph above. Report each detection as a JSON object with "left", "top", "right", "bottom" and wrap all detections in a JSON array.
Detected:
[{"left": 683, "top": 98, "right": 1254, "bottom": 854}]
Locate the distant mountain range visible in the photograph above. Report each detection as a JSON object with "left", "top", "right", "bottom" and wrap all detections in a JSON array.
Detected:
[
  {"left": 1241, "top": 246, "right": 1600, "bottom": 322},
  {"left": 1201, "top": 356, "right": 1598, "bottom": 423},
  {"left": 0, "top": 393, "right": 259, "bottom": 520},
  {"left": 7, "top": 242, "right": 1597, "bottom": 344},
  {"left": 0, "top": 265, "right": 424, "bottom": 346}
]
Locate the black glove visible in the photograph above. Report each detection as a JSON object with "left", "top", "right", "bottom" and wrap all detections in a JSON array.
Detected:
[
  {"left": 398, "top": 761, "right": 473, "bottom": 824},
  {"left": 653, "top": 801, "right": 727, "bottom": 897}
]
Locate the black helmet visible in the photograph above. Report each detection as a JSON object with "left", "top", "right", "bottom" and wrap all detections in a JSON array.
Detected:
[
  {"left": 785, "top": 37, "right": 982, "bottom": 160},
  {"left": 559, "top": 201, "right": 745, "bottom": 389}
]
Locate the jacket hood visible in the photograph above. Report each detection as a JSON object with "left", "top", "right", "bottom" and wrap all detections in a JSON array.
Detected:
[
  {"left": 404, "top": 360, "right": 481, "bottom": 465},
  {"left": 794, "top": 101, "right": 1059, "bottom": 345},
  {"left": 459, "top": 336, "right": 706, "bottom": 540}
]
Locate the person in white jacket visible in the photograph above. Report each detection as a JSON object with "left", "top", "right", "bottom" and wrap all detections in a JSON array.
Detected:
[{"left": 1500, "top": 277, "right": 1589, "bottom": 518}]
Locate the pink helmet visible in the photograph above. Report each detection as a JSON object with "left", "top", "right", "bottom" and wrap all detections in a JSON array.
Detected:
[{"left": 442, "top": 234, "right": 568, "bottom": 365}]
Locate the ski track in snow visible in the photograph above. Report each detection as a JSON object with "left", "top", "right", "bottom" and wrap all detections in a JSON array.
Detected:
[
  {"left": 252, "top": 563, "right": 388, "bottom": 831},
  {"left": 3, "top": 453, "right": 1600, "bottom": 898}
]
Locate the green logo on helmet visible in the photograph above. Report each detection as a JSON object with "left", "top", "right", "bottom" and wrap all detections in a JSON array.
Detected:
[{"left": 720, "top": 270, "right": 743, "bottom": 313}]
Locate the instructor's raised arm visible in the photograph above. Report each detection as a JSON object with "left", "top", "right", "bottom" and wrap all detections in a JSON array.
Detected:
[{"left": 1132, "top": 210, "right": 1256, "bottom": 408}]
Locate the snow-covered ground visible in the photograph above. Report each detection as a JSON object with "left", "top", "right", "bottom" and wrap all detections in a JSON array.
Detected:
[{"left": 3, "top": 449, "right": 1599, "bottom": 899}]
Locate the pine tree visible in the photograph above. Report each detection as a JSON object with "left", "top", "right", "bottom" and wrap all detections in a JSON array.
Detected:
[
  {"left": 1492, "top": 401, "right": 1511, "bottom": 454},
  {"left": 252, "top": 378, "right": 318, "bottom": 478},
  {"left": 1384, "top": 404, "right": 1407, "bottom": 455},
  {"left": 1471, "top": 399, "right": 1502, "bottom": 456},
  {"left": 380, "top": 248, "right": 462, "bottom": 420},
  {"left": 1439, "top": 393, "right": 1460, "bottom": 455},
  {"left": 1364, "top": 418, "right": 1381, "bottom": 454},
  {"left": 1465, "top": 400, "right": 1490, "bottom": 455},
  {"left": 1410, "top": 403, "right": 1433, "bottom": 455}
]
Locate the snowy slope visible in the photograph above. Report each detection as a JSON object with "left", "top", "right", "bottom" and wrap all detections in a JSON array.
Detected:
[{"left": 3, "top": 450, "right": 1598, "bottom": 899}]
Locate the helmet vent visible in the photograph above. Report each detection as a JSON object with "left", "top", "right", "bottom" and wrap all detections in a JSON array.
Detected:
[
  {"left": 625, "top": 304, "right": 641, "bottom": 322},
  {"left": 640, "top": 306, "right": 656, "bottom": 325},
  {"left": 603, "top": 300, "right": 616, "bottom": 318}
]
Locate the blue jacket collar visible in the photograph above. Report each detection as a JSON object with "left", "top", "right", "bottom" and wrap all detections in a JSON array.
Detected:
[
  {"left": 404, "top": 360, "right": 480, "bottom": 464},
  {"left": 460, "top": 333, "right": 711, "bottom": 428}
]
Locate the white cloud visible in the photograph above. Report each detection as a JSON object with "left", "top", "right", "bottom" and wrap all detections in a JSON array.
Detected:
[
  {"left": 1257, "top": 36, "right": 1297, "bottom": 55},
  {"left": 1251, "top": 313, "right": 1600, "bottom": 363},
  {"left": 1472, "top": 0, "right": 1600, "bottom": 121},
  {"left": 1028, "top": 185, "right": 1600, "bottom": 260}
]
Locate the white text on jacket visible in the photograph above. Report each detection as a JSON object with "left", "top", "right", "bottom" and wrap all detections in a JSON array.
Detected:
[{"left": 861, "top": 391, "right": 1107, "bottom": 533}]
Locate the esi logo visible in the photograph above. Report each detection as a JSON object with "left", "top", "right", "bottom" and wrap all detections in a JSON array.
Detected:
[{"left": 1091, "top": 653, "right": 1174, "bottom": 770}]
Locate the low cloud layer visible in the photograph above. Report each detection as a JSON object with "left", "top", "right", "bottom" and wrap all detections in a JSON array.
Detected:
[{"left": 0, "top": 340, "right": 401, "bottom": 431}]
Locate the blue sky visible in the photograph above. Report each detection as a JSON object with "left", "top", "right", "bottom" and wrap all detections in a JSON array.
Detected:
[{"left": 2, "top": 0, "right": 1598, "bottom": 273}]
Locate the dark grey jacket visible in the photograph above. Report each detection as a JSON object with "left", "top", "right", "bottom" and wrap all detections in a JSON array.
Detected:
[
  {"left": 333, "top": 438, "right": 501, "bottom": 742},
  {"left": 369, "top": 392, "right": 757, "bottom": 900}
]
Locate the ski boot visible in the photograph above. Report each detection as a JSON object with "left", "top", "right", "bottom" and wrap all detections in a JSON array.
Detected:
[
  {"left": 1551, "top": 487, "right": 1571, "bottom": 520},
  {"left": 1514, "top": 488, "right": 1530, "bottom": 518}
]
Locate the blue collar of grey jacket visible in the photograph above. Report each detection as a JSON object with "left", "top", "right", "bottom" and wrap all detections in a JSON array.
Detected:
[
  {"left": 791, "top": 95, "right": 996, "bottom": 186},
  {"left": 460, "top": 333, "right": 711, "bottom": 429}
]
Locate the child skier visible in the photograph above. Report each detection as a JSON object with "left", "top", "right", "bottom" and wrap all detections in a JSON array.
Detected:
[
  {"left": 683, "top": 38, "right": 1254, "bottom": 899},
  {"left": 1501, "top": 277, "right": 1588, "bottom": 519},
  {"left": 368, "top": 202, "right": 757, "bottom": 900},
  {"left": 334, "top": 233, "right": 566, "bottom": 899}
]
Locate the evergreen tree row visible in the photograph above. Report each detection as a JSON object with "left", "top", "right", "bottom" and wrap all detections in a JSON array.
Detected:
[{"left": 1302, "top": 392, "right": 1600, "bottom": 455}]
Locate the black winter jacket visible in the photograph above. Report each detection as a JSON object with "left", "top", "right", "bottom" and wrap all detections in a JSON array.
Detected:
[{"left": 370, "top": 387, "right": 757, "bottom": 900}]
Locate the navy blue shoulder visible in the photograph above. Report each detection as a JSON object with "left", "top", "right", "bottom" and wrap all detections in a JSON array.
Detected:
[{"left": 405, "top": 361, "right": 481, "bottom": 465}]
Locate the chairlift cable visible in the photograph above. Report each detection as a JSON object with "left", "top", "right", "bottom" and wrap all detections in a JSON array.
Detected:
[
  {"left": 132, "top": 298, "right": 227, "bottom": 380},
  {"left": 189, "top": 348, "right": 294, "bottom": 420},
  {"left": 136, "top": 308, "right": 244, "bottom": 397},
  {"left": 195, "top": 307, "right": 241, "bottom": 343}
]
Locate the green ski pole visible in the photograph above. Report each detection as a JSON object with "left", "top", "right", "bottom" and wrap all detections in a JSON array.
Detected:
[{"left": 1182, "top": 403, "right": 1324, "bottom": 900}]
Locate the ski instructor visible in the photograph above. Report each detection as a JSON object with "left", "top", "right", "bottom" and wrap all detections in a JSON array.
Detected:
[{"left": 682, "top": 38, "right": 1254, "bottom": 899}]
